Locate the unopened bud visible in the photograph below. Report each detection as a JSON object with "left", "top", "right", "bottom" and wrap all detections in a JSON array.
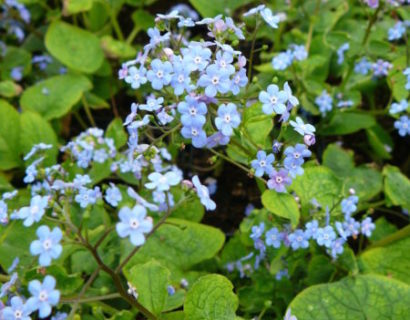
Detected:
[{"left": 304, "top": 134, "right": 316, "bottom": 146}]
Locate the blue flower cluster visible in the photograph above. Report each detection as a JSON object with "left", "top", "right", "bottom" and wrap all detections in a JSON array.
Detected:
[
  {"left": 354, "top": 57, "right": 392, "bottom": 77},
  {"left": 390, "top": 70, "right": 410, "bottom": 137},
  {"left": 272, "top": 44, "right": 308, "bottom": 71},
  {"left": 0, "top": 0, "right": 30, "bottom": 42},
  {"left": 387, "top": 20, "right": 409, "bottom": 41}
]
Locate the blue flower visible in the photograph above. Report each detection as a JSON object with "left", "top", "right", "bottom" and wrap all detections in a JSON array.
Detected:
[
  {"left": 250, "top": 222, "right": 265, "bottom": 240},
  {"left": 289, "top": 117, "right": 315, "bottom": 136},
  {"left": 272, "top": 51, "right": 293, "bottom": 70},
  {"left": 2, "top": 296, "right": 32, "bottom": 320},
  {"left": 0, "top": 200, "right": 8, "bottom": 224},
  {"left": 230, "top": 68, "right": 248, "bottom": 95},
  {"left": 316, "top": 226, "right": 336, "bottom": 248},
  {"left": 354, "top": 57, "right": 372, "bottom": 75},
  {"left": 251, "top": 151, "right": 275, "bottom": 177},
  {"left": 404, "top": 67, "right": 410, "bottom": 90},
  {"left": 181, "top": 124, "right": 207, "bottom": 148},
  {"left": 197, "top": 64, "right": 231, "bottom": 97},
  {"left": 214, "top": 103, "right": 241, "bottom": 136},
  {"left": 267, "top": 169, "right": 292, "bottom": 193},
  {"left": 265, "top": 227, "right": 281, "bottom": 248},
  {"left": 336, "top": 42, "right": 349, "bottom": 65},
  {"left": 192, "top": 175, "right": 216, "bottom": 211},
  {"left": 343, "top": 217, "right": 360, "bottom": 238},
  {"left": 260, "top": 8, "right": 280, "bottom": 28},
  {"left": 372, "top": 59, "right": 392, "bottom": 77},
  {"left": 284, "top": 144, "right": 311, "bottom": 164},
  {"left": 288, "top": 229, "right": 309, "bottom": 250},
  {"left": 116, "top": 205, "right": 153, "bottom": 246},
  {"left": 305, "top": 220, "right": 319, "bottom": 239},
  {"left": 105, "top": 184, "right": 122, "bottom": 207},
  {"left": 145, "top": 171, "right": 182, "bottom": 191},
  {"left": 341, "top": 195, "right": 359, "bottom": 217},
  {"left": 170, "top": 61, "right": 192, "bottom": 95},
  {"left": 315, "top": 90, "right": 333, "bottom": 114},
  {"left": 259, "top": 84, "right": 287, "bottom": 115},
  {"left": 24, "top": 143, "right": 52, "bottom": 161},
  {"left": 124, "top": 66, "right": 147, "bottom": 89},
  {"left": 178, "top": 17, "right": 195, "bottom": 27},
  {"left": 330, "top": 238, "right": 345, "bottom": 258},
  {"left": 75, "top": 187, "right": 101, "bottom": 208},
  {"left": 243, "top": 4, "right": 265, "bottom": 17},
  {"left": 0, "top": 272, "right": 18, "bottom": 298},
  {"left": 147, "top": 59, "right": 173, "bottom": 90},
  {"left": 388, "top": 21, "right": 406, "bottom": 41},
  {"left": 283, "top": 82, "right": 299, "bottom": 107},
  {"left": 290, "top": 44, "right": 308, "bottom": 61},
  {"left": 361, "top": 217, "right": 375, "bottom": 237},
  {"left": 177, "top": 96, "right": 207, "bottom": 127},
  {"left": 24, "top": 158, "right": 44, "bottom": 183},
  {"left": 139, "top": 96, "right": 164, "bottom": 111},
  {"left": 284, "top": 157, "right": 304, "bottom": 178},
  {"left": 182, "top": 44, "right": 211, "bottom": 72},
  {"left": 389, "top": 99, "right": 408, "bottom": 114},
  {"left": 145, "top": 27, "right": 170, "bottom": 50},
  {"left": 394, "top": 115, "right": 410, "bottom": 136},
  {"left": 30, "top": 225, "right": 63, "bottom": 267},
  {"left": 17, "top": 195, "right": 49, "bottom": 227},
  {"left": 26, "top": 275, "right": 60, "bottom": 319},
  {"left": 206, "top": 132, "right": 230, "bottom": 148},
  {"left": 215, "top": 51, "right": 235, "bottom": 75}
]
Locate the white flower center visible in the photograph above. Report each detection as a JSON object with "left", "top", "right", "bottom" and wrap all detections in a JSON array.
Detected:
[
  {"left": 224, "top": 114, "right": 231, "bottom": 123},
  {"left": 276, "top": 176, "right": 283, "bottom": 184},
  {"left": 39, "top": 290, "right": 48, "bottom": 302},
  {"left": 14, "top": 310, "right": 23, "bottom": 319},
  {"left": 189, "top": 107, "right": 197, "bottom": 115},
  {"left": 129, "top": 218, "right": 140, "bottom": 229},
  {"left": 43, "top": 239, "right": 52, "bottom": 250},
  {"left": 211, "top": 76, "right": 219, "bottom": 85},
  {"left": 178, "top": 75, "right": 185, "bottom": 83},
  {"left": 297, "top": 236, "right": 303, "bottom": 242},
  {"left": 270, "top": 96, "right": 278, "bottom": 104},
  {"left": 134, "top": 73, "right": 140, "bottom": 80},
  {"left": 259, "top": 160, "right": 266, "bottom": 167},
  {"left": 191, "top": 128, "right": 198, "bottom": 136},
  {"left": 31, "top": 205, "right": 40, "bottom": 215},
  {"left": 220, "top": 60, "right": 226, "bottom": 68},
  {"left": 194, "top": 56, "right": 201, "bottom": 64},
  {"left": 156, "top": 70, "right": 163, "bottom": 78},
  {"left": 294, "top": 153, "right": 300, "bottom": 159}
]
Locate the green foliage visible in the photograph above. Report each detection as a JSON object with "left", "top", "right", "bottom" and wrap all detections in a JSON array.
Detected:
[
  {"left": 383, "top": 165, "right": 410, "bottom": 210},
  {"left": 0, "top": 100, "right": 21, "bottom": 169},
  {"left": 261, "top": 190, "right": 300, "bottom": 226}
]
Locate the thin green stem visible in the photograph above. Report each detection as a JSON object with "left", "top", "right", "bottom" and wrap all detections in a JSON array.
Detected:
[
  {"left": 305, "top": 0, "right": 321, "bottom": 53},
  {"left": 82, "top": 95, "right": 96, "bottom": 127},
  {"left": 61, "top": 293, "right": 121, "bottom": 304}
]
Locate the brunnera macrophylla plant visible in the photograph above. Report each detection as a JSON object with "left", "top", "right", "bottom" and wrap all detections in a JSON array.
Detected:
[{"left": 1, "top": 1, "right": 410, "bottom": 320}]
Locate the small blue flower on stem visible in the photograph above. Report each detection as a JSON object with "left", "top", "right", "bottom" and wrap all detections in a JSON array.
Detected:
[
  {"left": 341, "top": 195, "right": 359, "bottom": 218},
  {"left": 116, "top": 205, "right": 153, "bottom": 246},
  {"left": 105, "top": 184, "right": 122, "bottom": 207},
  {"left": 259, "top": 84, "right": 287, "bottom": 115},
  {"left": 289, "top": 229, "right": 309, "bottom": 250},
  {"left": 372, "top": 59, "right": 392, "bottom": 77},
  {"left": 26, "top": 275, "right": 60, "bottom": 319},
  {"left": 75, "top": 187, "right": 101, "bottom": 208},
  {"left": 389, "top": 100, "right": 408, "bottom": 114},
  {"left": 251, "top": 151, "right": 275, "bottom": 177},
  {"left": 394, "top": 115, "right": 410, "bottom": 137},
  {"left": 260, "top": 8, "right": 280, "bottom": 28},
  {"left": 267, "top": 169, "right": 292, "bottom": 193},
  {"left": 361, "top": 217, "right": 375, "bottom": 237},
  {"left": 265, "top": 227, "right": 281, "bottom": 248},
  {"left": 145, "top": 172, "right": 182, "bottom": 191},
  {"left": 336, "top": 42, "right": 349, "bottom": 65},
  {"left": 250, "top": 222, "right": 265, "bottom": 240},
  {"left": 388, "top": 21, "right": 406, "bottom": 41},
  {"left": 182, "top": 44, "right": 212, "bottom": 72},
  {"left": 316, "top": 226, "right": 336, "bottom": 248},
  {"left": 30, "top": 225, "right": 63, "bottom": 267},
  {"left": 17, "top": 195, "right": 49, "bottom": 227},
  {"left": 354, "top": 57, "right": 372, "bottom": 75},
  {"left": 192, "top": 175, "right": 216, "bottom": 211},
  {"left": 305, "top": 220, "right": 319, "bottom": 239},
  {"left": 177, "top": 96, "right": 207, "bottom": 127},
  {"left": 289, "top": 117, "right": 315, "bottom": 136},
  {"left": 343, "top": 217, "right": 361, "bottom": 238},
  {"left": 315, "top": 90, "right": 333, "bottom": 114},
  {"left": 170, "top": 61, "right": 192, "bottom": 95},
  {"left": 272, "top": 51, "right": 293, "bottom": 70},
  {"left": 147, "top": 59, "right": 173, "bottom": 90},
  {"left": 2, "top": 296, "right": 32, "bottom": 320},
  {"left": 214, "top": 103, "right": 241, "bottom": 136},
  {"left": 214, "top": 51, "right": 235, "bottom": 75},
  {"left": 124, "top": 66, "right": 147, "bottom": 89},
  {"left": 330, "top": 238, "right": 345, "bottom": 258},
  {"left": 230, "top": 68, "right": 248, "bottom": 95},
  {"left": 139, "top": 96, "right": 164, "bottom": 112},
  {"left": 197, "top": 64, "right": 231, "bottom": 97}
]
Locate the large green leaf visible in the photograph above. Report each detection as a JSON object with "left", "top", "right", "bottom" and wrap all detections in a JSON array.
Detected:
[
  {"left": 124, "top": 218, "right": 225, "bottom": 273},
  {"left": 366, "top": 124, "right": 393, "bottom": 160},
  {"left": 292, "top": 166, "right": 342, "bottom": 209},
  {"left": 383, "top": 165, "right": 410, "bottom": 209},
  {"left": 261, "top": 190, "right": 300, "bottom": 226},
  {"left": 289, "top": 275, "right": 410, "bottom": 319},
  {"left": 100, "top": 35, "right": 137, "bottom": 59},
  {"left": 242, "top": 104, "right": 273, "bottom": 148},
  {"left": 106, "top": 118, "right": 128, "bottom": 149},
  {"left": 19, "top": 112, "right": 58, "bottom": 165},
  {"left": 63, "top": 0, "right": 93, "bottom": 15},
  {"left": 344, "top": 167, "right": 382, "bottom": 201},
  {"left": 321, "top": 112, "right": 376, "bottom": 135},
  {"left": 184, "top": 274, "right": 238, "bottom": 320},
  {"left": 0, "top": 80, "right": 22, "bottom": 98},
  {"left": 189, "top": 0, "right": 251, "bottom": 17},
  {"left": 0, "top": 47, "right": 31, "bottom": 81},
  {"left": 360, "top": 236, "right": 410, "bottom": 284},
  {"left": 20, "top": 74, "right": 92, "bottom": 120},
  {"left": 125, "top": 260, "right": 170, "bottom": 316},
  {"left": 0, "top": 100, "right": 21, "bottom": 169},
  {"left": 45, "top": 21, "right": 104, "bottom": 73},
  {"left": 323, "top": 144, "right": 354, "bottom": 178}
]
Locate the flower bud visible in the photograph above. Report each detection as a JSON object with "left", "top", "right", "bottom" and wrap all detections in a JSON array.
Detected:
[{"left": 304, "top": 134, "right": 316, "bottom": 146}]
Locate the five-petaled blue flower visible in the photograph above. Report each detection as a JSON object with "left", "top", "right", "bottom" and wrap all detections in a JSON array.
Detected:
[
  {"left": 214, "top": 103, "right": 241, "bottom": 136},
  {"left": 394, "top": 115, "right": 410, "bottom": 137},
  {"left": 192, "top": 175, "right": 216, "bottom": 211},
  {"left": 289, "top": 117, "right": 316, "bottom": 136},
  {"left": 197, "top": 64, "right": 231, "bottom": 97},
  {"left": 316, "top": 226, "right": 336, "bottom": 248},
  {"left": 124, "top": 66, "right": 147, "bottom": 89},
  {"left": 177, "top": 96, "right": 207, "bottom": 127},
  {"left": 145, "top": 171, "right": 182, "bottom": 191},
  {"left": 105, "top": 184, "right": 122, "bottom": 207},
  {"left": 260, "top": 8, "right": 280, "bottom": 28},
  {"left": 147, "top": 59, "right": 173, "bottom": 90},
  {"left": 17, "top": 195, "right": 49, "bottom": 227},
  {"left": 288, "top": 229, "right": 309, "bottom": 250},
  {"left": 2, "top": 296, "right": 32, "bottom": 320},
  {"left": 116, "top": 205, "right": 153, "bottom": 246},
  {"left": 30, "top": 225, "right": 63, "bottom": 267},
  {"left": 259, "top": 84, "right": 287, "bottom": 115},
  {"left": 251, "top": 151, "right": 275, "bottom": 177},
  {"left": 265, "top": 227, "right": 281, "bottom": 248},
  {"left": 26, "top": 275, "right": 60, "bottom": 319}
]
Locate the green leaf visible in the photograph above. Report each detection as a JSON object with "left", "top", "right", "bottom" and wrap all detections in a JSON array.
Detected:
[
  {"left": 369, "top": 217, "right": 397, "bottom": 242},
  {"left": 366, "top": 124, "right": 393, "bottom": 160},
  {"left": 184, "top": 274, "right": 238, "bottom": 320},
  {"left": 0, "top": 100, "right": 21, "bottom": 169},
  {"left": 171, "top": 188, "right": 204, "bottom": 222},
  {"left": 242, "top": 104, "right": 273, "bottom": 148},
  {"left": 321, "top": 112, "right": 376, "bottom": 135},
  {"left": 0, "top": 174, "right": 12, "bottom": 191},
  {"left": 106, "top": 118, "right": 127, "bottom": 148},
  {"left": 292, "top": 166, "right": 342, "bottom": 209},
  {"left": 360, "top": 237, "right": 410, "bottom": 284},
  {"left": 45, "top": 21, "right": 104, "bottom": 73},
  {"left": 124, "top": 218, "right": 225, "bottom": 273},
  {"left": 131, "top": 10, "right": 155, "bottom": 32},
  {"left": 125, "top": 260, "right": 170, "bottom": 316},
  {"left": 383, "top": 165, "right": 410, "bottom": 209},
  {"left": 0, "top": 80, "right": 22, "bottom": 98},
  {"left": 368, "top": 40, "right": 392, "bottom": 58},
  {"left": 345, "top": 167, "right": 382, "bottom": 201},
  {"left": 289, "top": 275, "right": 410, "bottom": 319},
  {"left": 63, "top": 0, "right": 93, "bottom": 15},
  {"left": 100, "top": 35, "right": 137, "bottom": 59},
  {"left": 84, "top": 92, "right": 109, "bottom": 110},
  {"left": 0, "top": 47, "right": 31, "bottom": 81},
  {"left": 323, "top": 144, "right": 354, "bottom": 178},
  {"left": 189, "top": 0, "right": 251, "bottom": 17},
  {"left": 19, "top": 112, "right": 58, "bottom": 165},
  {"left": 0, "top": 221, "right": 36, "bottom": 270},
  {"left": 20, "top": 74, "right": 92, "bottom": 120},
  {"left": 261, "top": 190, "right": 300, "bottom": 226}
]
